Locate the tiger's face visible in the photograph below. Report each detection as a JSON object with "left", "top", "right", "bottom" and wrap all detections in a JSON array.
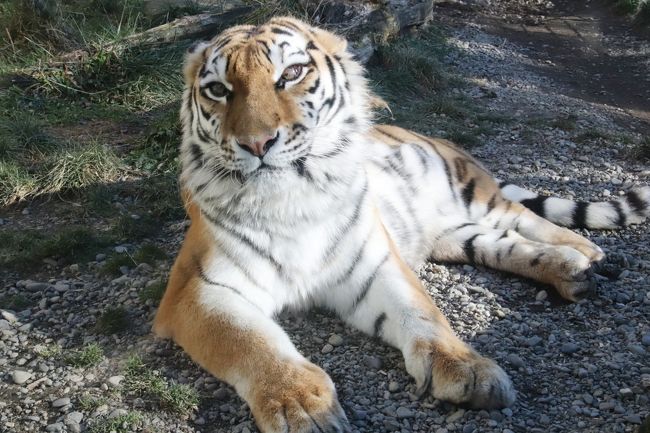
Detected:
[{"left": 181, "top": 17, "right": 372, "bottom": 190}]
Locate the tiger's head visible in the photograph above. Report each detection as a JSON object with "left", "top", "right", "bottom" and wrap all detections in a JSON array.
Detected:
[{"left": 180, "top": 17, "right": 377, "bottom": 202}]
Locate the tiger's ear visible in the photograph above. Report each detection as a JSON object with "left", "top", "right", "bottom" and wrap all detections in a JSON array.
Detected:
[
  {"left": 183, "top": 40, "right": 211, "bottom": 86},
  {"left": 311, "top": 26, "right": 347, "bottom": 55}
]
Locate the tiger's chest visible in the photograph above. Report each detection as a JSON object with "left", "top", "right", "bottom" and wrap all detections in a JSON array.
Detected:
[{"left": 201, "top": 178, "right": 376, "bottom": 311}]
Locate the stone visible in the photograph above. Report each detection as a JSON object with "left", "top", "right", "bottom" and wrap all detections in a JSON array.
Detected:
[
  {"left": 396, "top": 407, "right": 414, "bottom": 418},
  {"left": 12, "top": 370, "right": 32, "bottom": 385},
  {"left": 388, "top": 381, "right": 401, "bottom": 392},
  {"left": 642, "top": 334, "right": 650, "bottom": 346},
  {"left": 108, "top": 408, "right": 128, "bottom": 419},
  {"left": 364, "top": 356, "right": 382, "bottom": 370},
  {"left": 535, "top": 290, "right": 548, "bottom": 301},
  {"left": 561, "top": 342, "right": 579, "bottom": 354},
  {"left": 64, "top": 411, "right": 83, "bottom": 425},
  {"left": 1, "top": 310, "right": 17, "bottom": 322},
  {"left": 107, "top": 375, "right": 125, "bottom": 387},
  {"left": 25, "top": 282, "right": 49, "bottom": 292},
  {"left": 527, "top": 336, "right": 543, "bottom": 347},
  {"left": 506, "top": 354, "right": 525, "bottom": 368},
  {"left": 624, "top": 414, "right": 642, "bottom": 424},
  {"left": 462, "top": 422, "right": 477, "bottom": 433},
  {"left": 446, "top": 409, "right": 465, "bottom": 423},
  {"left": 46, "top": 423, "right": 64, "bottom": 433},
  {"left": 629, "top": 345, "right": 646, "bottom": 355},
  {"left": 52, "top": 397, "right": 71, "bottom": 408},
  {"left": 502, "top": 407, "right": 513, "bottom": 417},
  {"left": 321, "top": 344, "right": 334, "bottom": 354},
  {"left": 328, "top": 334, "right": 344, "bottom": 346}
]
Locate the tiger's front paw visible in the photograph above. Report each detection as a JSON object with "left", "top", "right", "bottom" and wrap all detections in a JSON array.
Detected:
[
  {"left": 409, "top": 341, "right": 515, "bottom": 410},
  {"left": 250, "top": 361, "right": 350, "bottom": 433},
  {"left": 431, "top": 351, "right": 515, "bottom": 409}
]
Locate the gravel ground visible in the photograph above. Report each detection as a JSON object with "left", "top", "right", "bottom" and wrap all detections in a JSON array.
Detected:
[{"left": 1, "top": 5, "right": 649, "bottom": 433}]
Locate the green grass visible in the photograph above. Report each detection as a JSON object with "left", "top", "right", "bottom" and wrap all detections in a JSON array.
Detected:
[
  {"left": 112, "top": 214, "right": 162, "bottom": 240},
  {"left": 550, "top": 114, "right": 578, "bottom": 131},
  {"left": 573, "top": 129, "right": 610, "bottom": 144},
  {"left": 124, "top": 355, "right": 199, "bottom": 416},
  {"left": 65, "top": 343, "right": 105, "bottom": 367},
  {"left": 100, "top": 243, "right": 166, "bottom": 276},
  {"left": 0, "top": 294, "right": 33, "bottom": 310},
  {"left": 139, "top": 279, "right": 166, "bottom": 303},
  {"left": 88, "top": 411, "right": 143, "bottom": 433},
  {"left": 99, "top": 253, "right": 135, "bottom": 277},
  {"left": 0, "top": 226, "right": 113, "bottom": 272},
  {"left": 630, "top": 135, "right": 650, "bottom": 161},
  {"left": 96, "top": 307, "right": 130, "bottom": 334},
  {"left": 35, "top": 343, "right": 62, "bottom": 359},
  {"left": 78, "top": 394, "right": 109, "bottom": 412}
]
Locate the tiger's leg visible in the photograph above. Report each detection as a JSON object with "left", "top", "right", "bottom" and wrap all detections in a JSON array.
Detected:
[
  {"left": 320, "top": 234, "right": 516, "bottom": 409},
  {"left": 154, "top": 273, "right": 349, "bottom": 433},
  {"left": 432, "top": 222, "right": 596, "bottom": 301},
  {"left": 482, "top": 200, "right": 604, "bottom": 263}
]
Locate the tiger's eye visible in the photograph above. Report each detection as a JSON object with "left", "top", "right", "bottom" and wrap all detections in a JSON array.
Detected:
[
  {"left": 206, "top": 82, "right": 229, "bottom": 99},
  {"left": 281, "top": 65, "right": 303, "bottom": 82}
]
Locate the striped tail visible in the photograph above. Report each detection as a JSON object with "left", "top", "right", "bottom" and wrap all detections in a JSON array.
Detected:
[{"left": 498, "top": 182, "right": 650, "bottom": 229}]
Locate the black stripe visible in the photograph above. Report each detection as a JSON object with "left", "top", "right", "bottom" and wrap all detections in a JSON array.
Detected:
[
  {"left": 348, "top": 255, "right": 389, "bottom": 314},
  {"left": 463, "top": 234, "right": 480, "bottom": 264},
  {"left": 323, "top": 185, "right": 367, "bottom": 261},
  {"left": 332, "top": 235, "right": 372, "bottom": 287},
  {"left": 324, "top": 55, "right": 337, "bottom": 90},
  {"left": 271, "top": 27, "right": 293, "bottom": 35},
  {"left": 573, "top": 202, "right": 589, "bottom": 228},
  {"left": 498, "top": 180, "right": 512, "bottom": 189},
  {"left": 293, "top": 156, "right": 313, "bottom": 181},
  {"left": 507, "top": 243, "right": 516, "bottom": 256},
  {"left": 198, "top": 267, "right": 261, "bottom": 311},
  {"left": 373, "top": 313, "right": 387, "bottom": 338},
  {"left": 306, "top": 41, "right": 316, "bottom": 50},
  {"left": 497, "top": 230, "right": 509, "bottom": 240},
  {"left": 190, "top": 143, "right": 204, "bottom": 168},
  {"left": 409, "top": 143, "right": 430, "bottom": 170},
  {"left": 307, "top": 78, "right": 320, "bottom": 94},
  {"left": 461, "top": 178, "right": 476, "bottom": 208},
  {"left": 203, "top": 213, "right": 286, "bottom": 277},
  {"left": 625, "top": 190, "right": 646, "bottom": 216},
  {"left": 375, "top": 127, "right": 404, "bottom": 143},
  {"left": 486, "top": 194, "right": 497, "bottom": 213},
  {"left": 520, "top": 195, "right": 548, "bottom": 217},
  {"left": 609, "top": 200, "right": 626, "bottom": 227},
  {"left": 530, "top": 252, "right": 544, "bottom": 266}
]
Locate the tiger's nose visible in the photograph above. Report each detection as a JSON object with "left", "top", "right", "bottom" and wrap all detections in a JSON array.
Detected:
[{"left": 236, "top": 133, "right": 278, "bottom": 157}]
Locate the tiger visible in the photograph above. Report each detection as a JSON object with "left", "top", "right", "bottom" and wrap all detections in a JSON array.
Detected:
[{"left": 152, "top": 16, "right": 650, "bottom": 433}]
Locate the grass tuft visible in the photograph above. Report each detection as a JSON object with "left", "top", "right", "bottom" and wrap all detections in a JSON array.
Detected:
[
  {"left": 39, "top": 141, "right": 123, "bottom": 196},
  {"left": 550, "top": 114, "right": 578, "bottom": 131},
  {"left": 133, "top": 243, "right": 166, "bottom": 264},
  {"left": 124, "top": 355, "right": 199, "bottom": 416},
  {"left": 0, "top": 293, "right": 33, "bottom": 310},
  {"left": 99, "top": 253, "right": 135, "bottom": 277},
  {"left": 65, "top": 343, "right": 105, "bottom": 368},
  {"left": 88, "top": 410, "right": 143, "bottom": 433},
  {"left": 96, "top": 307, "right": 130, "bottom": 334},
  {"left": 0, "top": 227, "right": 112, "bottom": 272},
  {"left": 139, "top": 280, "right": 167, "bottom": 304}
]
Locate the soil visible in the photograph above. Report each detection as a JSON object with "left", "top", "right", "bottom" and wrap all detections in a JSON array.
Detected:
[{"left": 472, "top": 0, "right": 650, "bottom": 127}]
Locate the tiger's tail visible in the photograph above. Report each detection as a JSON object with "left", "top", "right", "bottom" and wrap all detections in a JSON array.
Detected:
[{"left": 498, "top": 182, "right": 650, "bottom": 230}]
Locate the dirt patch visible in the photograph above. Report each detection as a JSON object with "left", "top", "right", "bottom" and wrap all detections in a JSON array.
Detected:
[
  {"left": 48, "top": 118, "right": 145, "bottom": 150},
  {"left": 470, "top": 0, "right": 650, "bottom": 129}
]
